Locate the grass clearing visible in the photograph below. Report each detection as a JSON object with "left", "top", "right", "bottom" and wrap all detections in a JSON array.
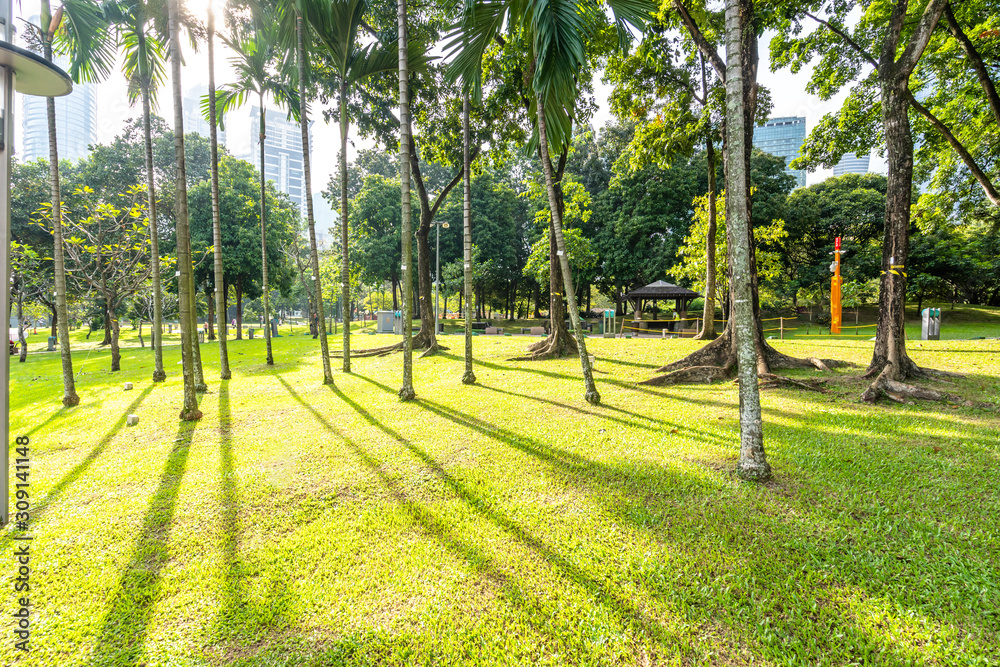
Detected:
[{"left": 4, "top": 323, "right": 1000, "bottom": 666}]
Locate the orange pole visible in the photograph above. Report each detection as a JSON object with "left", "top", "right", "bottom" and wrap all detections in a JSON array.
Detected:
[{"left": 831, "top": 236, "right": 842, "bottom": 335}]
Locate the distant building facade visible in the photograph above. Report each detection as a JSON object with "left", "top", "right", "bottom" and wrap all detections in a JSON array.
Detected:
[
  {"left": 21, "top": 52, "right": 97, "bottom": 163},
  {"left": 245, "top": 105, "right": 310, "bottom": 214},
  {"left": 752, "top": 116, "right": 807, "bottom": 188},
  {"left": 182, "top": 85, "right": 225, "bottom": 145},
  {"left": 833, "top": 153, "right": 871, "bottom": 177}
]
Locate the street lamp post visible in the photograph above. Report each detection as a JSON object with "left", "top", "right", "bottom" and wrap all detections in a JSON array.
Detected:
[
  {"left": 433, "top": 221, "right": 449, "bottom": 333},
  {"left": 0, "top": 1, "right": 73, "bottom": 526}
]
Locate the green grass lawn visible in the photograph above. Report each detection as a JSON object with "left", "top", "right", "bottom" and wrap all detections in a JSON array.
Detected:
[{"left": 4, "top": 326, "right": 1000, "bottom": 666}]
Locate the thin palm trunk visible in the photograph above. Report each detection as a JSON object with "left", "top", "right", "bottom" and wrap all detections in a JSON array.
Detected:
[
  {"left": 339, "top": 80, "right": 351, "bottom": 372},
  {"left": 168, "top": 0, "right": 202, "bottom": 419},
  {"left": 298, "top": 16, "right": 332, "bottom": 383},
  {"left": 461, "top": 92, "right": 475, "bottom": 385},
  {"left": 536, "top": 95, "right": 599, "bottom": 405},
  {"left": 138, "top": 34, "right": 166, "bottom": 381},
  {"left": 208, "top": 7, "right": 231, "bottom": 379},
  {"left": 259, "top": 94, "right": 274, "bottom": 365},
  {"left": 397, "top": 0, "right": 415, "bottom": 400},
  {"left": 724, "top": 0, "right": 769, "bottom": 481},
  {"left": 698, "top": 133, "right": 718, "bottom": 339},
  {"left": 43, "top": 36, "right": 79, "bottom": 406}
]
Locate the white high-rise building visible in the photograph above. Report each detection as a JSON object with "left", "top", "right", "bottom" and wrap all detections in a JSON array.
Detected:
[
  {"left": 245, "top": 105, "right": 310, "bottom": 215},
  {"left": 20, "top": 49, "right": 97, "bottom": 163},
  {"left": 833, "top": 153, "right": 871, "bottom": 176},
  {"left": 182, "top": 84, "right": 225, "bottom": 145}
]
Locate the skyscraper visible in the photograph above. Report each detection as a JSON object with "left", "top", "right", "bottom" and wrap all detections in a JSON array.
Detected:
[
  {"left": 833, "top": 153, "right": 871, "bottom": 176},
  {"left": 182, "top": 85, "right": 225, "bottom": 145},
  {"left": 752, "top": 116, "right": 807, "bottom": 188},
  {"left": 246, "top": 105, "right": 309, "bottom": 214},
  {"left": 20, "top": 52, "right": 97, "bottom": 163}
]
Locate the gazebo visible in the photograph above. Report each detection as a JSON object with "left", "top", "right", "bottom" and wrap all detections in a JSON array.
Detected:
[{"left": 624, "top": 280, "right": 700, "bottom": 330}]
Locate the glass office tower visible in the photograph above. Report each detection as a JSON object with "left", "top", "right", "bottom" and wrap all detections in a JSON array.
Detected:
[{"left": 752, "top": 116, "right": 807, "bottom": 188}]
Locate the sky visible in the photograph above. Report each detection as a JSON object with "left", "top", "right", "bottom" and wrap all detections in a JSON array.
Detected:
[{"left": 13, "top": 6, "right": 885, "bottom": 239}]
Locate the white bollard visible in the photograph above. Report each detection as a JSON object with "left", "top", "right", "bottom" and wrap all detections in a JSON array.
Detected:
[
  {"left": 126, "top": 415, "right": 139, "bottom": 426},
  {"left": 588, "top": 354, "right": 596, "bottom": 369},
  {"left": 123, "top": 382, "right": 133, "bottom": 390}
]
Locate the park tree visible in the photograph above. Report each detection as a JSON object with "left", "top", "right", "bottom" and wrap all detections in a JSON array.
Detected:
[
  {"left": 447, "top": 0, "right": 654, "bottom": 403},
  {"left": 772, "top": 0, "right": 967, "bottom": 402},
  {"left": 723, "top": 0, "right": 769, "bottom": 481},
  {"left": 104, "top": 0, "right": 198, "bottom": 383},
  {"left": 214, "top": 17, "right": 299, "bottom": 367},
  {"left": 168, "top": 0, "right": 204, "bottom": 417},
  {"left": 188, "top": 156, "right": 298, "bottom": 339},
  {"left": 396, "top": 0, "right": 416, "bottom": 399},
  {"left": 51, "top": 186, "right": 152, "bottom": 372},
  {"left": 206, "top": 1, "right": 231, "bottom": 379},
  {"left": 22, "top": 0, "right": 114, "bottom": 406},
  {"left": 308, "top": 0, "right": 411, "bottom": 372},
  {"left": 347, "top": 174, "right": 404, "bottom": 308}
]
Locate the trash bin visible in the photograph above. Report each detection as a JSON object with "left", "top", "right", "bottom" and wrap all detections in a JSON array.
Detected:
[
  {"left": 921, "top": 308, "right": 941, "bottom": 340},
  {"left": 47, "top": 336, "right": 56, "bottom": 351},
  {"left": 198, "top": 331, "right": 205, "bottom": 344},
  {"left": 249, "top": 328, "right": 255, "bottom": 339}
]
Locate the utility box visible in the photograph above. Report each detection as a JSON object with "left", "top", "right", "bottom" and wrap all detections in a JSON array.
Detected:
[
  {"left": 921, "top": 308, "right": 941, "bottom": 340},
  {"left": 393, "top": 311, "right": 403, "bottom": 335},
  {"left": 47, "top": 336, "right": 56, "bottom": 351},
  {"left": 376, "top": 310, "right": 394, "bottom": 334}
]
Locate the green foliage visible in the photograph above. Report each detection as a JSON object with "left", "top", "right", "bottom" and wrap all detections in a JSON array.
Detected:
[
  {"left": 188, "top": 156, "right": 298, "bottom": 301},
  {"left": 523, "top": 228, "right": 598, "bottom": 287},
  {"left": 672, "top": 190, "right": 787, "bottom": 309}
]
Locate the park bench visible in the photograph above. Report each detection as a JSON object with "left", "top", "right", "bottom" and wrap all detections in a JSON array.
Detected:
[
  {"left": 520, "top": 326, "right": 546, "bottom": 335},
  {"left": 484, "top": 327, "right": 503, "bottom": 335}
]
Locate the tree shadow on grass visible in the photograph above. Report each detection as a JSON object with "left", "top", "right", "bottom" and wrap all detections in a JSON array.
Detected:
[
  {"left": 345, "top": 372, "right": 1000, "bottom": 663},
  {"left": 271, "top": 376, "right": 617, "bottom": 658},
  {"left": 325, "top": 379, "right": 711, "bottom": 651},
  {"left": 210, "top": 379, "right": 294, "bottom": 646},
  {"left": 86, "top": 419, "right": 196, "bottom": 666},
  {"left": 0, "top": 385, "right": 155, "bottom": 554},
  {"left": 476, "top": 383, "right": 730, "bottom": 447}
]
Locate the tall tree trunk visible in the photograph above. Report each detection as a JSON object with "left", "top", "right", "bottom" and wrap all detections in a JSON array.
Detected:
[
  {"left": 190, "top": 281, "right": 207, "bottom": 390},
  {"left": 724, "top": 0, "right": 770, "bottom": 481},
  {"left": 108, "top": 295, "right": 121, "bottom": 372},
  {"left": 138, "top": 319, "right": 144, "bottom": 348},
  {"left": 536, "top": 96, "right": 599, "bottom": 404},
  {"left": 462, "top": 92, "right": 475, "bottom": 385},
  {"left": 208, "top": 7, "right": 231, "bottom": 379},
  {"left": 300, "top": 17, "right": 333, "bottom": 383},
  {"left": 138, "top": 53, "right": 166, "bottom": 381},
  {"left": 339, "top": 80, "right": 352, "bottom": 373},
  {"left": 697, "top": 128, "right": 718, "bottom": 340},
  {"left": 49, "top": 303, "right": 56, "bottom": 337},
  {"left": 259, "top": 94, "right": 274, "bottom": 366},
  {"left": 397, "top": 0, "right": 415, "bottom": 400},
  {"left": 102, "top": 303, "right": 112, "bottom": 346},
  {"left": 866, "top": 82, "right": 919, "bottom": 380},
  {"left": 168, "top": 0, "right": 202, "bottom": 419},
  {"left": 17, "top": 294, "right": 27, "bottom": 363},
  {"left": 207, "top": 285, "right": 215, "bottom": 341},
  {"left": 42, "top": 30, "right": 79, "bottom": 405},
  {"left": 235, "top": 281, "right": 243, "bottom": 339}
]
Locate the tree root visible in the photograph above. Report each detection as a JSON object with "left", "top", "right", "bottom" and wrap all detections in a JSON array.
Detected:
[
  {"left": 861, "top": 362, "right": 955, "bottom": 404},
  {"left": 525, "top": 328, "right": 578, "bottom": 357},
  {"left": 756, "top": 373, "right": 828, "bottom": 392},
  {"left": 640, "top": 365, "right": 732, "bottom": 386},
  {"left": 419, "top": 343, "right": 449, "bottom": 358}
]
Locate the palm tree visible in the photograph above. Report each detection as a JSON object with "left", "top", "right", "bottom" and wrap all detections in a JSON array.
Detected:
[
  {"left": 167, "top": 0, "right": 202, "bottom": 419},
  {"left": 397, "top": 0, "right": 415, "bottom": 400},
  {"left": 278, "top": 0, "right": 333, "bottom": 383},
  {"left": 33, "top": 0, "right": 114, "bottom": 406},
  {"left": 214, "top": 20, "right": 298, "bottom": 367},
  {"left": 447, "top": 0, "right": 653, "bottom": 404},
  {"left": 308, "top": 0, "right": 409, "bottom": 375},
  {"left": 106, "top": 0, "right": 171, "bottom": 382},
  {"left": 206, "top": 3, "right": 231, "bottom": 379},
  {"left": 461, "top": 91, "right": 475, "bottom": 385}
]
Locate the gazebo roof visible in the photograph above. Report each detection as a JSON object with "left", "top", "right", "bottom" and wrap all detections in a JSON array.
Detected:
[{"left": 624, "top": 280, "right": 700, "bottom": 300}]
